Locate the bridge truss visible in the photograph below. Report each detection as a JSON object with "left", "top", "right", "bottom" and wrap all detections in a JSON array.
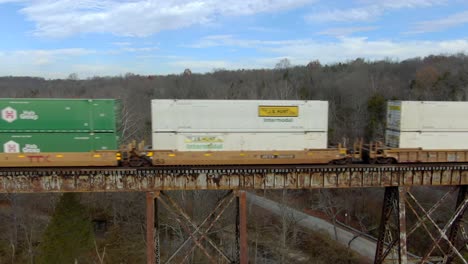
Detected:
[{"left": 1, "top": 163, "right": 467, "bottom": 263}]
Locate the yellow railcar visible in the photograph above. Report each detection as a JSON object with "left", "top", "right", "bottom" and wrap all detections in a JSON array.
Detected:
[
  {"left": 0, "top": 151, "right": 119, "bottom": 167},
  {"left": 365, "top": 142, "right": 468, "bottom": 164}
]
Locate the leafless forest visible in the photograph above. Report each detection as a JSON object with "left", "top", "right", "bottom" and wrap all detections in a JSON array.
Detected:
[
  {"left": 1, "top": 55, "right": 468, "bottom": 263},
  {"left": 2, "top": 55, "right": 468, "bottom": 144}
]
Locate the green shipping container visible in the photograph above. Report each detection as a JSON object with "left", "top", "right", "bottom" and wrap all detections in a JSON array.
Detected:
[
  {"left": 0, "top": 99, "right": 118, "bottom": 132},
  {"left": 1, "top": 133, "right": 118, "bottom": 153}
]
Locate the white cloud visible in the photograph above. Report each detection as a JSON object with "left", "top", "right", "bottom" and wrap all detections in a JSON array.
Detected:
[
  {"left": 306, "top": 0, "right": 446, "bottom": 23},
  {"left": 408, "top": 10, "right": 468, "bottom": 33},
  {"left": 106, "top": 42, "right": 159, "bottom": 54},
  {"left": 0, "top": 0, "right": 25, "bottom": 3},
  {"left": 262, "top": 37, "right": 468, "bottom": 65},
  {"left": 69, "top": 63, "right": 135, "bottom": 78},
  {"left": 318, "top": 26, "right": 378, "bottom": 37},
  {"left": 2, "top": 37, "right": 468, "bottom": 78},
  {"left": 307, "top": 6, "right": 382, "bottom": 22},
  {"left": 187, "top": 36, "right": 468, "bottom": 66},
  {"left": 112, "top": 42, "right": 132, "bottom": 46},
  {"left": 186, "top": 35, "right": 306, "bottom": 48},
  {"left": 121, "top": 47, "right": 159, "bottom": 52},
  {"left": 165, "top": 37, "right": 468, "bottom": 72},
  {"left": 215, "top": 0, "right": 314, "bottom": 16},
  {"left": 247, "top": 26, "right": 283, "bottom": 33},
  {"left": 373, "top": 0, "right": 446, "bottom": 9},
  {"left": 0, "top": 48, "right": 96, "bottom": 78},
  {"left": 169, "top": 60, "right": 233, "bottom": 71},
  {"left": 18, "top": 0, "right": 314, "bottom": 37},
  {"left": 8, "top": 48, "right": 94, "bottom": 65},
  {"left": 13, "top": 48, "right": 93, "bottom": 56},
  {"left": 168, "top": 57, "right": 288, "bottom": 73}
]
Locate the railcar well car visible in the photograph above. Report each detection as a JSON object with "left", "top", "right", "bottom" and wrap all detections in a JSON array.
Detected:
[
  {"left": 0, "top": 98, "right": 120, "bottom": 167},
  {"left": 149, "top": 99, "right": 353, "bottom": 165},
  {"left": 366, "top": 101, "right": 468, "bottom": 164}
]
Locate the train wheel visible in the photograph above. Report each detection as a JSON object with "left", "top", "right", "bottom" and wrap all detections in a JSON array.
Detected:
[
  {"left": 129, "top": 157, "right": 144, "bottom": 167},
  {"left": 377, "top": 157, "right": 395, "bottom": 164},
  {"left": 331, "top": 158, "right": 350, "bottom": 165}
]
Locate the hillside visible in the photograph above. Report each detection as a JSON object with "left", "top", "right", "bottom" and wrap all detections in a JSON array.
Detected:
[{"left": 2, "top": 54, "right": 468, "bottom": 144}]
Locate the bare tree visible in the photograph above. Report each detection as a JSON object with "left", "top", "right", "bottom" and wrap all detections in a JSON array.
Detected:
[{"left": 275, "top": 58, "right": 292, "bottom": 69}]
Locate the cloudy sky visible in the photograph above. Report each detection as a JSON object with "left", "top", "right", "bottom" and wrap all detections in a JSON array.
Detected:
[{"left": 0, "top": 0, "right": 468, "bottom": 78}]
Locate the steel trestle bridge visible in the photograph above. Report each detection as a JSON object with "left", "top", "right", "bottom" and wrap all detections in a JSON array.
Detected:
[{"left": 1, "top": 163, "right": 467, "bottom": 264}]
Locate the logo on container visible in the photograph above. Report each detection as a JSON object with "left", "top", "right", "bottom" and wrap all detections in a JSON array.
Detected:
[
  {"left": 184, "top": 136, "right": 223, "bottom": 143},
  {"left": 1, "top": 107, "right": 39, "bottom": 123},
  {"left": 4, "top": 140, "right": 20, "bottom": 153},
  {"left": 23, "top": 144, "right": 40, "bottom": 153},
  {"left": 19, "top": 111, "right": 39, "bottom": 120},
  {"left": 1, "top": 107, "right": 17, "bottom": 123}
]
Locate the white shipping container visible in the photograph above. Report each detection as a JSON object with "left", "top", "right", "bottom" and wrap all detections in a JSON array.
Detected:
[
  {"left": 387, "top": 101, "right": 468, "bottom": 132},
  {"left": 385, "top": 130, "right": 468, "bottom": 149},
  {"left": 152, "top": 132, "right": 327, "bottom": 151},
  {"left": 151, "top": 99, "right": 328, "bottom": 132}
]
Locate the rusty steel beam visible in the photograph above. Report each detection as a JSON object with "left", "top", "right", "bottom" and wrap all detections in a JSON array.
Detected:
[
  {"left": 374, "top": 187, "right": 398, "bottom": 264},
  {"left": 409, "top": 191, "right": 468, "bottom": 264},
  {"left": 236, "top": 193, "right": 240, "bottom": 263},
  {"left": 405, "top": 195, "right": 447, "bottom": 256},
  {"left": 177, "top": 193, "right": 236, "bottom": 264},
  {"left": 146, "top": 192, "right": 155, "bottom": 264},
  {"left": 156, "top": 195, "right": 219, "bottom": 264},
  {"left": 154, "top": 192, "right": 160, "bottom": 264},
  {"left": 398, "top": 187, "right": 408, "bottom": 264},
  {"left": 182, "top": 193, "right": 234, "bottom": 263},
  {"left": 161, "top": 192, "right": 233, "bottom": 263},
  {"left": 237, "top": 191, "right": 248, "bottom": 264},
  {"left": 164, "top": 191, "right": 235, "bottom": 263},
  {"left": 157, "top": 191, "right": 236, "bottom": 264},
  {"left": 408, "top": 187, "right": 457, "bottom": 237},
  {"left": 445, "top": 185, "right": 468, "bottom": 264},
  {"left": 1, "top": 164, "right": 467, "bottom": 193}
]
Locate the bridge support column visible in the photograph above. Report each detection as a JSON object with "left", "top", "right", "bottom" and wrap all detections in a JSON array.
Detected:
[
  {"left": 146, "top": 191, "right": 160, "bottom": 264},
  {"left": 374, "top": 186, "right": 408, "bottom": 264},
  {"left": 398, "top": 187, "right": 408, "bottom": 264},
  {"left": 445, "top": 185, "right": 468, "bottom": 263},
  {"left": 236, "top": 190, "right": 249, "bottom": 264},
  {"left": 376, "top": 186, "right": 468, "bottom": 263}
]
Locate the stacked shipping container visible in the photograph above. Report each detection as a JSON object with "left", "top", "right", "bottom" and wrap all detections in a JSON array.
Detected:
[
  {"left": 0, "top": 99, "right": 118, "bottom": 153},
  {"left": 385, "top": 101, "right": 468, "bottom": 149},
  {"left": 151, "top": 99, "right": 328, "bottom": 151}
]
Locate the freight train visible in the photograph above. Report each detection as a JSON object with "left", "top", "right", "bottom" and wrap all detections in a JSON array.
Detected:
[{"left": 1, "top": 99, "right": 468, "bottom": 168}]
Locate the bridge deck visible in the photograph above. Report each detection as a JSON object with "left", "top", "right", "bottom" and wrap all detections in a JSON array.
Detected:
[{"left": 1, "top": 164, "right": 467, "bottom": 193}]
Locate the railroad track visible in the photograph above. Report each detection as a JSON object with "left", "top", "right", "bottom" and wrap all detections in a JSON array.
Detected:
[{"left": 2, "top": 162, "right": 468, "bottom": 176}]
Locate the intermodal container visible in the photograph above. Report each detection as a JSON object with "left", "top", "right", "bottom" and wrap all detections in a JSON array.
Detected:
[
  {"left": 1, "top": 133, "right": 118, "bottom": 153},
  {"left": 152, "top": 132, "right": 327, "bottom": 151},
  {"left": 385, "top": 130, "right": 468, "bottom": 149},
  {"left": 0, "top": 99, "right": 118, "bottom": 132},
  {"left": 151, "top": 99, "right": 328, "bottom": 132},
  {"left": 387, "top": 101, "right": 468, "bottom": 132}
]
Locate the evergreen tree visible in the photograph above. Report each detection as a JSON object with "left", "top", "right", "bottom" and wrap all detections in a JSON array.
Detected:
[
  {"left": 36, "top": 193, "right": 94, "bottom": 264},
  {"left": 366, "top": 93, "right": 387, "bottom": 141}
]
